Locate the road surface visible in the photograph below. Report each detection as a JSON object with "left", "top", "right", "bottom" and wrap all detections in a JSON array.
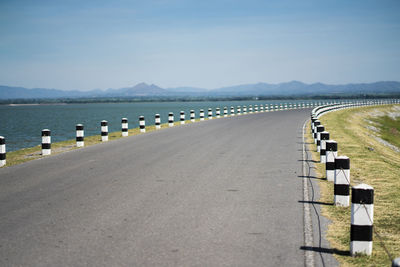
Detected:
[{"left": 0, "top": 109, "right": 335, "bottom": 266}]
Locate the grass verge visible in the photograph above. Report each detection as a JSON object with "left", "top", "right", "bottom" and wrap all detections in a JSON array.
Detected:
[{"left": 306, "top": 104, "right": 400, "bottom": 266}]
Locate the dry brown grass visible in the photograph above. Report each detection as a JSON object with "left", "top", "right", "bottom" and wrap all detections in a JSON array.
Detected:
[{"left": 307, "top": 104, "right": 400, "bottom": 266}]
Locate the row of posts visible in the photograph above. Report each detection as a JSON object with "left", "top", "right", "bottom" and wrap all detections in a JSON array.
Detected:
[
  {"left": 0, "top": 102, "right": 330, "bottom": 166},
  {"left": 310, "top": 101, "right": 390, "bottom": 258},
  {"left": 1, "top": 100, "right": 398, "bottom": 168}
]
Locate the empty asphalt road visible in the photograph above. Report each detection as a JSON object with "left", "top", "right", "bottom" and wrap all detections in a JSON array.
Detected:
[{"left": 0, "top": 109, "right": 325, "bottom": 266}]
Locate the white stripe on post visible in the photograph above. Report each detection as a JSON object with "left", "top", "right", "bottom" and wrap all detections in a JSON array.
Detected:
[
  {"left": 139, "top": 116, "right": 146, "bottom": 133},
  {"left": 42, "top": 129, "right": 51, "bottom": 155},
  {"left": 76, "top": 124, "right": 84, "bottom": 147},
  {"left": 121, "top": 118, "right": 128, "bottom": 137},
  {"left": 350, "top": 184, "right": 374, "bottom": 256},
  {"left": 334, "top": 156, "right": 350, "bottom": 206},
  {"left": 0, "top": 136, "right": 5, "bottom": 167},
  {"left": 190, "top": 110, "right": 195, "bottom": 122},
  {"left": 101, "top": 120, "right": 108, "bottom": 142},
  {"left": 169, "top": 112, "right": 174, "bottom": 126},
  {"left": 200, "top": 109, "right": 205, "bottom": 121},
  {"left": 216, "top": 108, "right": 220, "bottom": 118},
  {"left": 320, "top": 131, "right": 330, "bottom": 163},
  {"left": 180, "top": 111, "right": 185, "bottom": 124},
  {"left": 223, "top": 107, "right": 228, "bottom": 117},
  {"left": 208, "top": 108, "right": 213, "bottom": 119},
  {"left": 155, "top": 114, "right": 161, "bottom": 129}
]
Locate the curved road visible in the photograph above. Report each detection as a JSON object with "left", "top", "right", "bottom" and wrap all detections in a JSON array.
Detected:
[{"left": 0, "top": 109, "right": 333, "bottom": 266}]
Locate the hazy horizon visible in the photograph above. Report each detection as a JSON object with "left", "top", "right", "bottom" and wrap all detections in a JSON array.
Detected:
[{"left": 1, "top": 0, "right": 399, "bottom": 91}]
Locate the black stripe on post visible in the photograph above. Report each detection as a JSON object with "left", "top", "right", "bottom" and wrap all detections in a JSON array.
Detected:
[
  {"left": 0, "top": 138, "right": 6, "bottom": 145},
  {"left": 352, "top": 188, "right": 374, "bottom": 204},
  {"left": 42, "top": 130, "right": 51, "bottom": 136},
  {"left": 0, "top": 154, "right": 5, "bottom": 160},
  {"left": 335, "top": 157, "right": 350, "bottom": 169},
  {"left": 350, "top": 225, "right": 373, "bottom": 241},
  {"left": 76, "top": 125, "right": 84, "bottom": 131},
  {"left": 321, "top": 132, "right": 330, "bottom": 140},
  {"left": 42, "top": 143, "right": 51, "bottom": 149},
  {"left": 326, "top": 162, "right": 335, "bottom": 170},
  {"left": 101, "top": 132, "right": 108, "bottom": 136},
  {"left": 101, "top": 121, "right": 108, "bottom": 126},
  {"left": 326, "top": 141, "right": 338, "bottom": 151},
  {"left": 76, "top": 137, "right": 84, "bottom": 142},
  {"left": 334, "top": 184, "right": 350, "bottom": 196}
]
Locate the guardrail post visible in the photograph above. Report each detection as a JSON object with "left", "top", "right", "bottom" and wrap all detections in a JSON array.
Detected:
[
  {"left": 101, "top": 120, "right": 108, "bottom": 142},
  {"left": 200, "top": 109, "right": 204, "bottom": 121},
  {"left": 325, "top": 140, "right": 337, "bottom": 182},
  {"left": 334, "top": 156, "right": 350, "bottom": 206},
  {"left": 42, "top": 129, "right": 51, "bottom": 155},
  {"left": 313, "top": 120, "right": 321, "bottom": 144},
  {"left": 169, "top": 112, "right": 174, "bottom": 126},
  {"left": 249, "top": 105, "right": 253, "bottom": 113},
  {"left": 320, "top": 131, "right": 330, "bottom": 163},
  {"left": 208, "top": 108, "right": 213, "bottom": 119},
  {"left": 255, "top": 105, "right": 259, "bottom": 113},
  {"left": 0, "top": 136, "right": 5, "bottom": 167},
  {"left": 155, "top": 114, "right": 161, "bottom": 129},
  {"left": 190, "top": 110, "right": 195, "bottom": 122},
  {"left": 237, "top": 106, "right": 241, "bottom": 115},
  {"left": 180, "top": 111, "right": 185, "bottom": 124},
  {"left": 224, "top": 107, "right": 228, "bottom": 117},
  {"left": 243, "top": 106, "right": 247, "bottom": 114},
  {"left": 76, "top": 124, "right": 84, "bottom": 147},
  {"left": 230, "top": 106, "right": 235, "bottom": 116},
  {"left": 316, "top": 125, "right": 325, "bottom": 152},
  {"left": 393, "top": 258, "right": 400, "bottom": 267},
  {"left": 139, "top": 116, "right": 146, "bottom": 133},
  {"left": 216, "top": 108, "right": 220, "bottom": 118},
  {"left": 260, "top": 105, "right": 264, "bottom": 112},
  {"left": 351, "top": 184, "right": 374, "bottom": 256},
  {"left": 121, "top": 118, "right": 128, "bottom": 137}
]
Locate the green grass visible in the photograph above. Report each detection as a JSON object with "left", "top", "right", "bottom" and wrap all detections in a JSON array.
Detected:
[
  {"left": 307, "top": 104, "right": 400, "bottom": 266},
  {"left": 371, "top": 115, "right": 400, "bottom": 149}
]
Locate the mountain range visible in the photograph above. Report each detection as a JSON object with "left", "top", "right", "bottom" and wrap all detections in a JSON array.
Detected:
[{"left": 1, "top": 81, "right": 400, "bottom": 99}]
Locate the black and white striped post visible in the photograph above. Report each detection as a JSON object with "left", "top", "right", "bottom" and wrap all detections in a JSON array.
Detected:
[
  {"left": 224, "top": 107, "right": 228, "bottom": 117},
  {"left": 169, "top": 112, "right": 174, "bottom": 127},
  {"left": 76, "top": 124, "right": 84, "bottom": 147},
  {"left": 249, "top": 105, "right": 253, "bottom": 113},
  {"left": 351, "top": 184, "right": 374, "bottom": 256},
  {"left": 265, "top": 104, "right": 269, "bottom": 112},
  {"left": 42, "top": 129, "right": 51, "bottom": 155},
  {"left": 243, "top": 106, "right": 247, "bottom": 114},
  {"left": 320, "top": 131, "right": 330, "bottom": 163},
  {"left": 190, "top": 110, "right": 195, "bottom": 122},
  {"left": 255, "top": 105, "right": 259, "bottom": 113},
  {"left": 237, "top": 106, "right": 241, "bottom": 115},
  {"left": 313, "top": 120, "right": 321, "bottom": 144},
  {"left": 121, "top": 118, "right": 128, "bottom": 137},
  {"left": 334, "top": 156, "right": 350, "bottom": 206},
  {"left": 180, "top": 111, "right": 185, "bottom": 125},
  {"left": 0, "top": 136, "right": 5, "bottom": 167},
  {"left": 200, "top": 109, "right": 205, "bottom": 121},
  {"left": 230, "top": 106, "right": 235, "bottom": 116},
  {"left": 216, "top": 108, "right": 221, "bottom": 118},
  {"left": 260, "top": 105, "right": 264, "bottom": 112},
  {"left": 208, "top": 108, "right": 213, "bottom": 119},
  {"left": 316, "top": 125, "right": 325, "bottom": 152},
  {"left": 155, "top": 114, "right": 161, "bottom": 129},
  {"left": 101, "top": 120, "right": 108, "bottom": 142},
  {"left": 139, "top": 116, "right": 146, "bottom": 133}
]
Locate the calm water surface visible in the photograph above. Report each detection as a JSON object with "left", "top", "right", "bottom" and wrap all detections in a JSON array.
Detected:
[{"left": 0, "top": 100, "right": 323, "bottom": 152}]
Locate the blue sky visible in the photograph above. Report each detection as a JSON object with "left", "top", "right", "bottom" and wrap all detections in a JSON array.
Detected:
[{"left": 0, "top": 0, "right": 399, "bottom": 90}]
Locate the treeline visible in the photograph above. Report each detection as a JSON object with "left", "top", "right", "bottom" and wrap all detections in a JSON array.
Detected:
[{"left": 1, "top": 93, "right": 400, "bottom": 105}]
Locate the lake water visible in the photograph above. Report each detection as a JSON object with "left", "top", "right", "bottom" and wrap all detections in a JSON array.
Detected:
[{"left": 0, "top": 100, "right": 326, "bottom": 152}]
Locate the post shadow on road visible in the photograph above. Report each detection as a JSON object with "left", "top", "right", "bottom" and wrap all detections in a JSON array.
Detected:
[
  {"left": 298, "top": 175, "right": 326, "bottom": 180},
  {"left": 298, "top": 159, "right": 319, "bottom": 163},
  {"left": 300, "top": 246, "right": 350, "bottom": 256},
  {"left": 298, "top": 200, "right": 333, "bottom": 206}
]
